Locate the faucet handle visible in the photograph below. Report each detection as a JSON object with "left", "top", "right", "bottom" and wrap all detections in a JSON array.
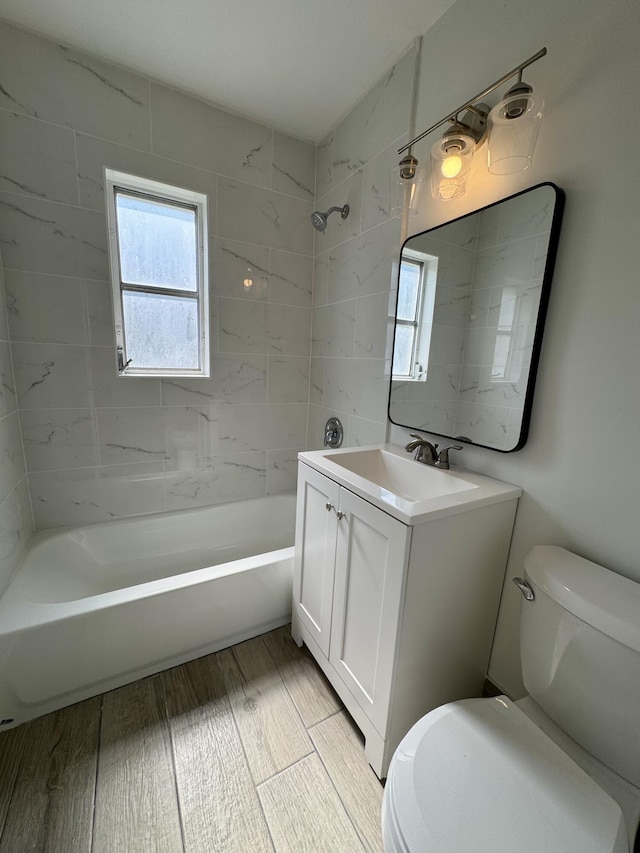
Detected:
[
  {"left": 407, "top": 433, "right": 439, "bottom": 450},
  {"left": 405, "top": 433, "right": 439, "bottom": 459},
  {"left": 435, "top": 444, "right": 463, "bottom": 469}
]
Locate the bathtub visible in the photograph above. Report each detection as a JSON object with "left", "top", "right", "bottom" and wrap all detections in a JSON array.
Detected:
[{"left": 0, "top": 494, "right": 295, "bottom": 728}]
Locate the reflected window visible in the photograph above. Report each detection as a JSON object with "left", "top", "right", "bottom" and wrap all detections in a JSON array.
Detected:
[
  {"left": 392, "top": 253, "right": 438, "bottom": 380},
  {"left": 492, "top": 284, "right": 534, "bottom": 382},
  {"left": 105, "top": 170, "right": 210, "bottom": 377},
  {"left": 393, "top": 259, "right": 423, "bottom": 377}
]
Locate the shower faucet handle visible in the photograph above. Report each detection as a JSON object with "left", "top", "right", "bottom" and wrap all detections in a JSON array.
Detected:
[{"left": 323, "top": 417, "right": 343, "bottom": 448}]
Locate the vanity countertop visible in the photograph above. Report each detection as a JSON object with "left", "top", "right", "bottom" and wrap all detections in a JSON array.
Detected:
[{"left": 298, "top": 444, "right": 521, "bottom": 525}]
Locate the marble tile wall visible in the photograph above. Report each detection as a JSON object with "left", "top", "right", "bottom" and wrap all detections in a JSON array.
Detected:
[
  {"left": 452, "top": 191, "right": 554, "bottom": 448},
  {"left": 0, "top": 250, "right": 33, "bottom": 590},
  {"left": 0, "top": 21, "right": 314, "bottom": 528},
  {"left": 388, "top": 220, "right": 477, "bottom": 436},
  {"left": 308, "top": 46, "right": 416, "bottom": 449},
  {"left": 388, "top": 189, "right": 554, "bottom": 450}
]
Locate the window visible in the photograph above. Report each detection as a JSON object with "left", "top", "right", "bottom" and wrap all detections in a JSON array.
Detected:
[{"left": 105, "top": 170, "right": 209, "bottom": 376}]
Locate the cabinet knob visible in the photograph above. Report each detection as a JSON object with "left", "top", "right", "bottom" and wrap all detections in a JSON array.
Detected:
[{"left": 325, "top": 502, "right": 345, "bottom": 520}]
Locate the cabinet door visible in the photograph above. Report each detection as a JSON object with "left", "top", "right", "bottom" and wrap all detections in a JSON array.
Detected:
[
  {"left": 293, "top": 464, "right": 340, "bottom": 658},
  {"left": 329, "top": 488, "right": 410, "bottom": 734}
]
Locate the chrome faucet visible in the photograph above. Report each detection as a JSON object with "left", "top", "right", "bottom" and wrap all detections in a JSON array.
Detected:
[
  {"left": 404, "top": 434, "right": 463, "bottom": 469},
  {"left": 404, "top": 434, "right": 438, "bottom": 465}
]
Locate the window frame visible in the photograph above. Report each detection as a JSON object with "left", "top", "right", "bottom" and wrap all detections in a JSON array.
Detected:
[
  {"left": 104, "top": 169, "right": 210, "bottom": 377},
  {"left": 392, "top": 251, "right": 438, "bottom": 381},
  {"left": 392, "top": 257, "right": 424, "bottom": 379}
]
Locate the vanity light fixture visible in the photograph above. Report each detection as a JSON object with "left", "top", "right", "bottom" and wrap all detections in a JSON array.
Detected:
[
  {"left": 397, "top": 47, "right": 547, "bottom": 203},
  {"left": 430, "top": 112, "right": 486, "bottom": 201},
  {"left": 487, "top": 79, "right": 544, "bottom": 175},
  {"left": 390, "top": 152, "right": 427, "bottom": 216}
]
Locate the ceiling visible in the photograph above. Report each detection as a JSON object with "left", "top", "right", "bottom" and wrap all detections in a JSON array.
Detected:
[{"left": 0, "top": 0, "right": 457, "bottom": 143}]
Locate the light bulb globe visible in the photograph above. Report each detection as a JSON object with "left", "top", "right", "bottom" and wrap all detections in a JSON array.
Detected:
[{"left": 442, "top": 155, "right": 463, "bottom": 179}]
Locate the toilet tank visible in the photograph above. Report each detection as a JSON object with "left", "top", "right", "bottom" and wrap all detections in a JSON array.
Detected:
[{"left": 521, "top": 545, "right": 640, "bottom": 788}]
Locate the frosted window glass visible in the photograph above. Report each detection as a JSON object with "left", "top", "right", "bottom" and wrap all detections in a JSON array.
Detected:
[
  {"left": 116, "top": 193, "right": 197, "bottom": 291},
  {"left": 496, "top": 285, "right": 517, "bottom": 329},
  {"left": 397, "top": 261, "right": 421, "bottom": 321},
  {"left": 393, "top": 325, "right": 415, "bottom": 376},
  {"left": 123, "top": 290, "right": 199, "bottom": 369},
  {"left": 492, "top": 333, "right": 510, "bottom": 378}
]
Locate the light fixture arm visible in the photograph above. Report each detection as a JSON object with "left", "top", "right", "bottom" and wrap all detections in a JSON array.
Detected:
[{"left": 398, "top": 47, "right": 547, "bottom": 156}]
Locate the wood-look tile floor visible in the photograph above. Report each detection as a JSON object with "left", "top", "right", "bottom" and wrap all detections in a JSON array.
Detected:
[{"left": 0, "top": 626, "right": 384, "bottom": 852}]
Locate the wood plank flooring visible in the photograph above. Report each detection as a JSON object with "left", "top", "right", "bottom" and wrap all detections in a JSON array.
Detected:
[{"left": 0, "top": 626, "right": 384, "bottom": 852}]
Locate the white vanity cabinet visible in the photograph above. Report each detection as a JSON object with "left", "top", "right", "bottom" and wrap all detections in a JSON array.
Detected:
[
  {"left": 294, "top": 466, "right": 409, "bottom": 735},
  {"left": 292, "top": 449, "right": 521, "bottom": 778}
]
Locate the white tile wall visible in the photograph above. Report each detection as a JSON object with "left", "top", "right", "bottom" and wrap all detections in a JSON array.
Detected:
[
  {"left": 29, "top": 462, "right": 166, "bottom": 528},
  {"left": 0, "top": 251, "right": 33, "bottom": 590},
  {"left": 0, "top": 19, "right": 315, "bottom": 528},
  {"left": 0, "top": 26, "right": 152, "bottom": 148},
  {"left": 0, "top": 112, "right": 79, "bottom": 204},
  {"left": 307, "top": 44, "right": 417, "bottom": 450},
  {"left": 388, "top": 187, "right": 553, "bottom": 450},
  {"left": 450, "top": 192, "right": 553, "bottom": 448},
  {"left": 5, "top": 271, "right": 90, "bottom": 344},
  {"left": 21, "top": 408, "right": 98, "bottom": 472},
  {"left": 150, "top": 84, "right": 272, "bottom": 185}
]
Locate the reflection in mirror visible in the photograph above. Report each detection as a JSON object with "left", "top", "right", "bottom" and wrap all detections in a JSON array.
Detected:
[{"left": 389, "top": 183, "right": 564, "bottom": 451}]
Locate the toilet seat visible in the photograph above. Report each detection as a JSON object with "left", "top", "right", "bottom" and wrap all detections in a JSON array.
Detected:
[{"left": 383, "top": 696, "right": 629, "bottom": 853}]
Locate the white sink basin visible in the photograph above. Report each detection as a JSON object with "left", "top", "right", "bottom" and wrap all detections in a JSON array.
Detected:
[
  {"left": 298, "top": 444, "right": 521, "bottom": 525},
  {"left": 326, "top": 448, "right": 475, "bottom": 502}
]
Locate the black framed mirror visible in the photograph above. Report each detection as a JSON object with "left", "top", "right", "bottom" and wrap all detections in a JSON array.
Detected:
[{"left": 388, "top": 182, "right": 564, "bottom": 451}]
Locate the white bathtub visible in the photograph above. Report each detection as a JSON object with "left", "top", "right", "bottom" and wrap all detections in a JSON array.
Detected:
[{"left": 0, "top": 494, "right": 295, "bottom": 728}]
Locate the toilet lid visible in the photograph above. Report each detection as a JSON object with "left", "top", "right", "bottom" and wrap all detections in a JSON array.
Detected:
[{"left": 385, "top": 697, "right": 628, "bottom": 853}]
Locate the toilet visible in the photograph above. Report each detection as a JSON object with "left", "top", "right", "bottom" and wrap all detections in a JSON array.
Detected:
[{"left": 382, "top": 545, "right": 640, "bottom": 853}]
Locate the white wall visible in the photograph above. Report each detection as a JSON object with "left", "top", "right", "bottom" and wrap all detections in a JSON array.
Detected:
[
  {"left": 392, "top": 0, "right": 640, "bottom": 694},
  {"left": 313, "top": 0, "right": 640, "bottom": 696}
]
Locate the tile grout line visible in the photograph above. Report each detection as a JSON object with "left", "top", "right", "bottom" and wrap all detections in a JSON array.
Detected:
[
  {"left": 260, "top": 629, "right": 319, "bottom": 734},
  {"left": 255, "top": 735, "right": 368, "bottom": 853},
  {"left": 308, "top": 725, "right": 370, "bottom": 853},
  {"left": 254, "top": 750, "right": 318, "bottom": 791},
  {"left": 237, "top": 635, "right": 314, "bottom": 781},
  {"left": 0, "top": 728, "right": 27, "bottom": 847},
  {"left": 158, "top": 672, "right": 188, "bottom": 853},
  {"left": 212, "top": 649, "right": 279, "bottom": 853},
  {"left": 263, "top": 629, "right": 379, "bottom": 851},
  {"left": 88, "top": 694, "right": 104, "bottom": 853}
]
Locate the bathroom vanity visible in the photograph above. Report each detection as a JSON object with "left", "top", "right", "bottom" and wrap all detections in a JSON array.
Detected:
[{"left": 291, "top": 444, "right": 521, "bottom": 777}]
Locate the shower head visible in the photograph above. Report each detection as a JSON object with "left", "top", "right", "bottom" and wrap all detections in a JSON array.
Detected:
[
  {"left": 310, "top": 210, "right": 327, "bottom": 231},
  {"left": 310, "top": 204, "right": 349, "bottom": 232}
]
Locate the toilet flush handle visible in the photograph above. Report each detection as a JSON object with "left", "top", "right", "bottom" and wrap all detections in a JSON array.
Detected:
[{"left": 513, "top": 577, "right": 535, "bottom": 601}]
